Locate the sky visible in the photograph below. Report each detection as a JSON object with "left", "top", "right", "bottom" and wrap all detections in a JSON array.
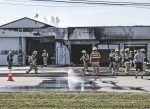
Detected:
[{"left": 0, "top": 0, "right": 150, "bottom": 27}]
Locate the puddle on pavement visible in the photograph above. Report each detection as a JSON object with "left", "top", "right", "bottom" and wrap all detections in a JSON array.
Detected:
[{"left": 0, "top": 69, "right": 148, "bottom": 92}]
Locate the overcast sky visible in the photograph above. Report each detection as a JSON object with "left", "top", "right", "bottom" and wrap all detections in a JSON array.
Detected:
[{"left": 0, "top": 0, "right": 150, "bottom": 27}]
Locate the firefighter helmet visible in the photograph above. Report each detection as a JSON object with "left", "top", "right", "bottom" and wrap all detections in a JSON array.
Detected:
[
  {"left": 9, "top": 51, "right": 12, "bottom": 54},
  {"left": 92, "top": 47, "right": 97, "bottom": 51},
  {"left": 140, "top": 48, "right": 145, "bottom": 52},
  {"left": 32, "top": 51, "right": 37, "bottom": 55},
  {"left": 115, "top": 48, "right": 119, "bottom": 52},
  {"left": 81, "top": 50, "right": 86, "bottom": 53},
  {"left": 125, "top": 48, "right": 129, "bottom": 52},
  {"left": 134, "top": 50, "right": 137, "bottom": 53}
]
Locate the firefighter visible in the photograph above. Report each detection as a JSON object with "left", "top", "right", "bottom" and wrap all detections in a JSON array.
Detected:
[
  {"left": 113, "top": 48, "right": 121, "bottom": 75},
  {"left": 109, "top": 50, "right": 114, "bottom": 72},
  {"left": 120, "top": 49, "right": 125, "bottom": 68},
  {"left": 7, "top": 51, "right": 14, "bottom": 69},
  {"left": 124, "top": 48, "right": 132, "bottom": 74},
  {"left": 133, "top": 49, "right": 137, "bottom": 67},
  {"left": 26, "top": 51, "right": 38, "bottom": 74},
  {"left": 140, "top": 48, "right": 147, "bottom": 72},
  {"left": 42, "top": 50, "right": 48, "bottom": 67},
  {"left": 134, "top": 50, "right": 137, "bottom": 56},
  {"left": 90, "top": 47, "right": 101, "bottom": 75},
  {"left": 130, "top": 50, "right": 134, "bottom": 68},
  {"left": 134, "top": 49, "right": 144, "bottom": 79},
  {"left": 17, "top": 50, "right": 23, "bottom": 65},
  {"left": 80, "top": 50, "right": 89, "bottom": 73}
]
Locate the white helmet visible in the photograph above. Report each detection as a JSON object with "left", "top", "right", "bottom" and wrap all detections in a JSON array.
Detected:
[
  {"left": 32, "top": 51, "right": 37, "bottom": 55},
  {"left": 81, "top": 50, "right": 86, "bottom": 53},
  {"left": 43, "top": 50, "right": 46, "bottom": 52},
  {"left": 92, "top": 47, "right": 97, "bottom": 51},
  {"left": 9, "top": 51, "right": 12, "bottom": 54}
]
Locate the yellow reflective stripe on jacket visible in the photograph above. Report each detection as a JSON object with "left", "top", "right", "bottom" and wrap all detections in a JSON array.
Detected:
[
  {"left": 91, "top": 52, "right": 100, "bottom": 62},
  {"left": 91, "top": 53, "right": 100, "bottom": 58}
]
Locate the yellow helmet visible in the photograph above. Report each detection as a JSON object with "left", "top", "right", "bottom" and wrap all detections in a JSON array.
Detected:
[
  {"left": 134, "top": 50, "right": 137, "bottom": 53},
  {"left": 115, "top": 48, "right": 119, "bottom": 52},
  {"left": 140, "top": 48, "right": 145, "bottom": 52},
  {"left": 125, "top": 48, "right": 129, "bottom": 52}
]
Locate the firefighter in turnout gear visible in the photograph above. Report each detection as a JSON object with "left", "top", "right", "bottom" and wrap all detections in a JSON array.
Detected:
[
  {"left": 17, "top": 50, "right": 23, "bottom": 66},
  {"left": 7, "top": 51, "right": 14, "bottom": 69},
  {"left": 130, "top": 50, "right": 134, "bottom": 68},
  {"left": 80, "top": 50, "right": 89, "bottom": 74},
  {"left": 132, "top": 50, "right": 138, "bottom": 67},
  {"left": 134, "top": 50, "right": 137, "bottom": 57},
  {"left": 26, "top": 51, "right": 38, "bottom": 74},
  {"left": 42, "top": 50, "right": 48, "bottom": 67},
  {"left": 124, "top": 48, "right": 132, "bottom": 74},
  {"left": 140, "top": 48, "right": 147, "bottom": 72},
  {"left": 109, "top": 50, "right": 114, "bottom": 72},
  {"left": 113, "top": 48, "right": 121, "bottom": 75},
  {"left": 90, "top": 47, "right": 101, "bottom": 75},
  {"left": 120, "top": 49, "right": 125, "bottom": 68}
]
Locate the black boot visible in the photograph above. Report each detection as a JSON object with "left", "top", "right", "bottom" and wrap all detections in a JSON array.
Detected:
[{"left": 26, "top": 71, "right": 29, "bottom": 74}]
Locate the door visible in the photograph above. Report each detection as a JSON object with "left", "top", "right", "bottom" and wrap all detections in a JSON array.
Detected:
[{"left": 57, "top": 47, "right": 66, "bottom": 65}]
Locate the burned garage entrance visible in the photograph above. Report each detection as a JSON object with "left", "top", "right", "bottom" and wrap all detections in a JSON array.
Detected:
[
  {"left": 98, "top": 44, "right": 120, "bottom": 67},
  {"left": 26, "top": 37, "right": 55, "bottom": 65},
  {"left": 71, "top": 44, "right": 92, "bottom": 65}
]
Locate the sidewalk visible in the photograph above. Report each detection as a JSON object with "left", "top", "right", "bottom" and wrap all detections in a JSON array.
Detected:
[
  {"left": 0, "top": 66, "right": 68, "bottom": 77},
  {"left": 0, "top": 66, "right": 150, "bottom": 76}
]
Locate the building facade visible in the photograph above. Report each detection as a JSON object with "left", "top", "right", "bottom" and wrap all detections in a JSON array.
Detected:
[
  {"left": 0, "top": 17, "right": 150, "bottom": 66},
  {"left": 0, "top": 17, "right": 69, "bottom": 66},
  {"left": 67, "top": 26, "right": 150, "bottom": 66}
]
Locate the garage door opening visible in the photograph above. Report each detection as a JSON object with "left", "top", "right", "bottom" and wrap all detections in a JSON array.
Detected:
[
  {"left": 71, "top": 44, "right": 92, "bottom": 65},
  {"left": 26, "top": 37, "right": 55, "bottom": 65}
]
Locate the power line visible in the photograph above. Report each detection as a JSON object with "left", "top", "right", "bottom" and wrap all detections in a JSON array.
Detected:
[
  {"left": 1, "top": 0, "right": 150, "bottom": 9},
  {"left": 0, "top": 2, "right": 96, "bottom": 7},
  {"left": 28, "top": 0, "right": 150, "bottom": 9},
  {"left": 4, "top": 0, "right": 150, "bottom": 6},
  {"left": 70, "top": 0, "right": 150, "bottom": 5},
  {"left": 31, "top": 0, "right": 150, "bottom": 6}
]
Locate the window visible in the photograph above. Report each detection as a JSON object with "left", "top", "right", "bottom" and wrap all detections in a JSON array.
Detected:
[
  {"left": 1, "top": 50, "right": 9, "bottom": 55},
  {"left": 1, "top": 50, "right": 18, "bottom": 55}
]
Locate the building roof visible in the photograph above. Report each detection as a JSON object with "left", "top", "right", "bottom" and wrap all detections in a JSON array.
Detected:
[
  {"left": 67, "top": 25, "right": 150, "bottom": 29},
  {"left": 0, "top": 17, "right": 54, "bottom": 29}
]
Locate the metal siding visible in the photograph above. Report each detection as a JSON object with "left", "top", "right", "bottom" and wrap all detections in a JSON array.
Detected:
[{"left": 0, "top": 38, "right": 19, "bottom": 65}]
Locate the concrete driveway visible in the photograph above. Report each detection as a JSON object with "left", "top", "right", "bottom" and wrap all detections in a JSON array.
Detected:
[{"left": 0, "top": 66, "right": 150, "bottom": 92}]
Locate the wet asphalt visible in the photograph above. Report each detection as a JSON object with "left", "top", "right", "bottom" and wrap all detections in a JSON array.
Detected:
[{"left": 0, "top": 66, "right": 150, "bottom": 92}]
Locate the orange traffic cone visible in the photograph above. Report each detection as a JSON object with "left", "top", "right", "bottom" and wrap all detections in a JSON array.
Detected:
[{"left": 7, "top": 70, "right": 14, "bottom": 81}]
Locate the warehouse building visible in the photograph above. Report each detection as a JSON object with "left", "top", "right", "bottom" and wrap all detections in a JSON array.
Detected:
[{"left": 0, "top": 17, "right": 150, "bottom": 66}]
